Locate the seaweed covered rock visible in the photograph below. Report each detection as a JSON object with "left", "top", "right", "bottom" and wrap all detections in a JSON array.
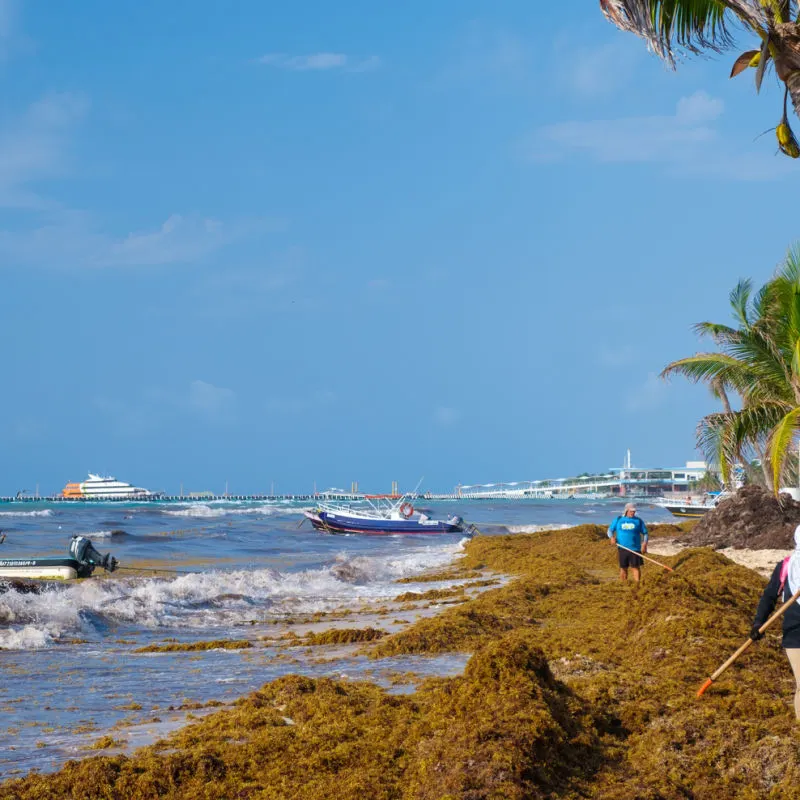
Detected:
[
  {"left": 681, "top": 485, "right": 800, "bottom": 549},
  {"left": 405, "top": 633, "right": 603, "bottom": 800},
  {"left": 0, "top": 635, "right": 602, "bottom": 800}
]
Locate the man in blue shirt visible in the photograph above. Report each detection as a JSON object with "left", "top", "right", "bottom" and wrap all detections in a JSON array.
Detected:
[{"left": 608, "top": 502, "right": 648, "bottom": 583}]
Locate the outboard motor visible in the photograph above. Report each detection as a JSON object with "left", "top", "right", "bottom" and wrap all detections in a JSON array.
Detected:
[{"left": 69, "top": 536, "right": 119, "bottom": 578}]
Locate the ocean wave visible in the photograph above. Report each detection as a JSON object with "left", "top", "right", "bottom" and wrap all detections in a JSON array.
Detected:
[
  {"left": 86, "top": 529, "right": 131, "bottom": 539},
  {"left": 504, "top": 523, "right": 573, "bottom": 534},
  {"left": 162, "top": 504, "right": 290, "bottom": 519},
  {"left": 0, "top": 540, "right": 465, "bottom": 649},
  {"left": 0, "top": 624, "right": 53, "bottom": 650},
  {"left": 0, "top": 509, "right": 54, "bottom": 518}
]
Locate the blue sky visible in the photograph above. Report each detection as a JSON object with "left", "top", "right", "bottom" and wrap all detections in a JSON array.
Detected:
[{"left": 1, "top": 0, "right": 798, "bottom": 496}]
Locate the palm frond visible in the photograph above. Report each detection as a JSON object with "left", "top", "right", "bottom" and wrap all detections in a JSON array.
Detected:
[
  {"left": 691, "top": 321, "right": 740, "bottom": 342},
  {"left": 728, "top": 278, "right": 753, "bottom": 328},
  {"left": 600, "top": 1, "right": 764, "bottom": 64},
  {"left": 770, "top": 406, "right": 800, "bottom": 489},
  {"left": 696, "top": 411, "right": 735, "bottom": 485},
  {"left": 661, "top": 353, "right": 754, "bottom": 385},
  {"left": 661, "top": 352, "right": 789, "bottom": 401}
]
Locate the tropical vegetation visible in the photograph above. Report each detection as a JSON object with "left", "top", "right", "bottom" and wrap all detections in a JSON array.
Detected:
[
  {"left": 601, "top": 0, "right": 800, "bottom": 157},
  {"left": 661, "top": 244, "right": 800, "bottom": 492},
  {"left": 689, "top": 469, "right": 723, "bottom": 492}
]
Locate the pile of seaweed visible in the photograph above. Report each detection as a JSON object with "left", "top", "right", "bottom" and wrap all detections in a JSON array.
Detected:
[
  {"left": 682, "top": 484, "right": 800, "bottom": 549},
  {"left": 4, "top": 524, "right": 800, "bottom": 799}
]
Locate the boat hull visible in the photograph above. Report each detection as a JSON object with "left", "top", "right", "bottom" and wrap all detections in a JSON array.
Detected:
[
  {"left": 0, "top": 558, "right": 84, "bottom": 580},
  {"left": 661, "top": 504, "right": 713, "bottom": 518},
  {"left": 305, "top": 510, "right": 463, "bottom": 535}
]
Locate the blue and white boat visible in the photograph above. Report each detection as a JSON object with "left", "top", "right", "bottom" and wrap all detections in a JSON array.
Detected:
[{"left": 304, "top": 498, "right": 467, "bottom": 535}]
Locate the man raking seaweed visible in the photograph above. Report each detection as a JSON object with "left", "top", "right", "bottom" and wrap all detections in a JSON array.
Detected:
[{"left": 607, "top": 503, "right": 650, "bottom": 584}]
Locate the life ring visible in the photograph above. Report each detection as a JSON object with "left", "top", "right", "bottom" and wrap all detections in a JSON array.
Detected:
[{"left": 399, "top": 502, "right": 414, "bottom": 519}]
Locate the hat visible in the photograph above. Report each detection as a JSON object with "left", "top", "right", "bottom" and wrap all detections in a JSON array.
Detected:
[{"left": 624, "top": 502, "right": 637, "bottom": 512}]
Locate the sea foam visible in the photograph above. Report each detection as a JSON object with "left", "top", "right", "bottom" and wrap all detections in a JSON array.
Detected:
[
  {"left": 0, "top": 509, "right": 54, "bottom": 518},
  {"left": 162, "top": 504, "right": 289, "bottom": 519},
  {"left": 0, "top": 539, "right": 465, "bottom": 649}
]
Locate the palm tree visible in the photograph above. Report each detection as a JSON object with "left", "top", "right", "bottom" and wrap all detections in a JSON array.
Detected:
[
  {"left": 661, "top": 245, "right": 800, "bottom": 492},
  {"left": 600, "top": 1, "right": 800, "bottom": 157}
]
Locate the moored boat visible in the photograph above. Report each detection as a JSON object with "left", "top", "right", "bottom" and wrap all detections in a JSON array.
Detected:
[
  {"left": 304, "top": 498, "right": 469, "bottom": 535},
  {"left": 0, "top": 536, "right": 119, "bottom": 581},
  {"left": 654, "top": 492, "right": 730, "bottom": 519}
]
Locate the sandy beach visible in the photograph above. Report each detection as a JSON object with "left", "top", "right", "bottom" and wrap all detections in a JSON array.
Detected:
[{"left": 649, "top": 540, "right": 792, "bottom": 578}]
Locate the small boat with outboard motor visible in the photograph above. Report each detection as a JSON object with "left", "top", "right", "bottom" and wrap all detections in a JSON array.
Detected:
[
  {"left": 653, "top": 491, "right": 731, "bottom": 519},
  {"left": 303, "top": 497, "right": 473, "bottom": 535},
  {"left": 0, "top": 534, "right": 119, "bottom": 581}
]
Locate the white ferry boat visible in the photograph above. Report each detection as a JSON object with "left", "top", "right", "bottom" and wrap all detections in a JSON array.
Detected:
[{"left": 61, "top": 473, "right": 159, "bottom": 500}]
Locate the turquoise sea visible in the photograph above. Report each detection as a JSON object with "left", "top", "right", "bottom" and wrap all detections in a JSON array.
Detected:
[{"left": 0, "top": 497, "right": 675, "bottom": 779}]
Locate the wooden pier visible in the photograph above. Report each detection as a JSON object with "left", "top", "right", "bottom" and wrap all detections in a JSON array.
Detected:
[{"left": 0, "top": 493, "right": 364, "bottom": 504}]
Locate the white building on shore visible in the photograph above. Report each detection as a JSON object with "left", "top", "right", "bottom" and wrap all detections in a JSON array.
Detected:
[{"left": 452, "top": 453, "right": 714, "bottom": 500}]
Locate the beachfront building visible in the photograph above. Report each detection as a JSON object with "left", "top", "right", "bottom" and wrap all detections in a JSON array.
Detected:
[{"left": 453, "top": 458, "right": 715, "bottom": 499}]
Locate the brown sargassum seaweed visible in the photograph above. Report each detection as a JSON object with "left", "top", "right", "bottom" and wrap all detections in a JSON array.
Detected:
[
  {"left": 4, "top": 523, "right": 800, "bottom": 799},
  {"left": 135, "top": 640, "right": 254, "bottom": 653}
]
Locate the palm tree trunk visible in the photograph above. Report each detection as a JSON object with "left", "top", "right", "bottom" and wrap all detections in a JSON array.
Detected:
[
  {"left": 714, "top": 380, "right": 733, "bottom": 416},
  {"left": 775, "top": 23, "right": 800, "bottom": 120},
  {"left": 759, "top": 449, "right": 774, "bottom": 492},
  {"left": 788, "top": 69, "right": 800, "bottom": 122}
]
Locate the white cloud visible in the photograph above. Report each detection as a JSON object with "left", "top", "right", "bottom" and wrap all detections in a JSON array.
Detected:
[
  {"left": 188, "top": 380, "right": 236, "bottom": 419},
  {"left": 675, "top": 92, "right": 725, "bottom": 124},
  {"left": 529, "top": 90, "right": 797, "bottom": 180},
  {"left": 0, "top": 92, "right": 281, "bottom": 271},
  {"left": 0, "top": 0, "right": 16, "bottom": 56},
  {"left": 0, "top": 211, "right": 279, "bottom": 269},
  {"left": 625, "top": 372, "right": 667, "bottom": 411},
  {"left": 0, "top": 92, "right": 89, "bottom": 208},
  {"left": 0, "top": 0, "right": 27, "bottom": 61},
  {"left": 533, "top": 90, "right": 722, "bottom": 164},
  {"left": 434, "top": 406, "right": 461, "bottom": 426},
  {"left": 254, "top": 52, "right": 380, "bottom": 72},
  {"left": 348, "top": 55, "right": 381, "bottom": 73}
]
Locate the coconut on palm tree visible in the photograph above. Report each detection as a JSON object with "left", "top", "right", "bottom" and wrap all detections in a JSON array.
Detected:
[
  {"left": 601, "top": 1, "right": 800, "bottom": 157},
  {"left": 662, "top": 245, "right": 800, "bottom": 492}
]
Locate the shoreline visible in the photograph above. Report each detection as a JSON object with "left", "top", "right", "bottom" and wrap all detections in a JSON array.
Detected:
[
  {"left": 0, "top": 544, "right": 493, "bottom": 780},
  {"left": 4, "top": 521, "right": 799, "bottom": 798}
]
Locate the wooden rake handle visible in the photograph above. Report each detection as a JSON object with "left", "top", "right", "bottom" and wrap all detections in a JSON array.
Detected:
[
  {"left": 616, "top": 542, "right": 674, "bottom": 572},
  {"left": 697, "top": 584, "right": 800, "bottom": 697}
]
